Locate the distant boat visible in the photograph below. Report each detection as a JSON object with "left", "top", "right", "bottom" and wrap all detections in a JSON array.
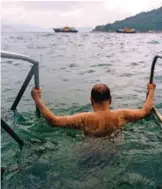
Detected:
[
  {"left": 116, "top": 28, "right": 136, "bottom": 33},
  {"left": 53, "top": 27, "right": 78, "bottom": 33}
]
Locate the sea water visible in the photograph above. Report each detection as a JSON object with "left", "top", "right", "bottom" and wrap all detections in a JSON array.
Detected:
[{"left": 1, "top": 32, "right": 162, "bottom": 189}]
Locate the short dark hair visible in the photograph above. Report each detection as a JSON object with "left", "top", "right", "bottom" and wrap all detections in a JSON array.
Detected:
[{"left": 91, "top": 84, "right": 111, "bottom": 103}]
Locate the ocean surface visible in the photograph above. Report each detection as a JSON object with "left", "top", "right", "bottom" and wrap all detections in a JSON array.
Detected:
[{"left": 1, "top": 32, "right": 162, "bottom": 189}]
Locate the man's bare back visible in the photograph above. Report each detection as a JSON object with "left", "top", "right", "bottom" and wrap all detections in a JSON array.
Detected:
[{"left": 31, "top": 83, "right": 156, "bottom": 137}]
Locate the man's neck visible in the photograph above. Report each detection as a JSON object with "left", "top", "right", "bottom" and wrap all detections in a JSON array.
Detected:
[{"left": 93, "top": 102, "right": 110, "bottom": 112}]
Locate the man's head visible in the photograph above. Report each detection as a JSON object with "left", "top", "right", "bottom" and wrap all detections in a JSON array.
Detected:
[{"left": 91, "top": 84, "right": 111, "bottom": 106}]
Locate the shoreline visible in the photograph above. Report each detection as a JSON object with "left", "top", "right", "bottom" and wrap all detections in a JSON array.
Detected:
[{"left": 91, "top": 30, "right": 162, "bottom": 34}]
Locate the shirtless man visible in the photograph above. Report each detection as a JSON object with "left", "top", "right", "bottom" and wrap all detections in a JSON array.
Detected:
[{"left": 31, "top": 83, "right": 156, "bottom": 137}]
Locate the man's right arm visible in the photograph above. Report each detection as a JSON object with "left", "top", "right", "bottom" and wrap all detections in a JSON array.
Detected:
[
  {"left": 31, "top": 88, "right": 90, "bottom": 129},
  {"left": 121, "top": 83, "right": 156, "bottom": 123}
]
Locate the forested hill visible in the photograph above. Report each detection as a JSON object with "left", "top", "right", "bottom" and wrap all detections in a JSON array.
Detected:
[{"left": 93, "top": 7, "right": 162, "bottom": 32}]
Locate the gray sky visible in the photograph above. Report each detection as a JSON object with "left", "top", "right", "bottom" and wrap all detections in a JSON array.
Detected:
[{"left": 1, "top": 1, "right": 162, "bottom": 28}]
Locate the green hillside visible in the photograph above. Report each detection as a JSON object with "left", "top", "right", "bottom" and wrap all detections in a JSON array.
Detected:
[{"left": 93, "top": 7, "right": 162, "bottom": 32}]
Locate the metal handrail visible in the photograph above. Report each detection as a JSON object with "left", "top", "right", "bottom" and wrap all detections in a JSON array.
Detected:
[
  {"left": 149, "top": 55, "right": 162, "bottom": 83},
  {"left": 1, "top": 51, "right": 39, "bottom": 65},
  {"left": 1, "top": 119, "right": 24, "bottom": 147},
  {"left": 1, "top": 51, "right": 40, "bottom": 108},
  {"left": 149, "top": 55, "right": 162, "bottom": 123},
  {"left": 1, "top": 51, "right": 40, "bottom": 146}
]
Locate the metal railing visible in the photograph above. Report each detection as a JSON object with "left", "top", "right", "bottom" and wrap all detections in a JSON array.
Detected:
[
  {"left": 149, "top": 55, "right": 162, "bottom": 122},
  {"left": 1, "top": 51, "right": 40, "bottom": 147}
]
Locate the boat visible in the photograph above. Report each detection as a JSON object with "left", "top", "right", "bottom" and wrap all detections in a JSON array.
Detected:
[
  {"left": 53, "top": 27, "right": 78, "bottom": 33},
  {"left": 116, "top": 28, "right": 136, "bottom": 33}
]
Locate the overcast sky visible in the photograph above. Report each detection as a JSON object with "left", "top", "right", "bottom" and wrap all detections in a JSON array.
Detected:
[{"left": 1, "top": 1, "right": 162, "bottom": 28}]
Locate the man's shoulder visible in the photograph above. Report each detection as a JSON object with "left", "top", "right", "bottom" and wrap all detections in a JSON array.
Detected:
[
  {"left": 110, "top": 109, "right": 125, "bottom": 116},
  {"left": 111, "top": 108, "right": 147, "bottom": 122}
]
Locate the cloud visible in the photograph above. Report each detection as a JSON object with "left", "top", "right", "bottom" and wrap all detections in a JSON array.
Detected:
[{"left": 1, "top": 1, "right": 162, "bottom": 29}]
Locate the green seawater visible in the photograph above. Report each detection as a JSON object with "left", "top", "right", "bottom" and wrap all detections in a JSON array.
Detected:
[{"left": 1, "top": 32, "right": 162, "bottom": 189}]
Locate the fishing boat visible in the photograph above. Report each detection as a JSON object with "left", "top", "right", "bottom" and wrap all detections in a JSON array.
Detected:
[
  {"left": 53, "top": 27, "right": 78, "bottom": 33},
  {"left": 116, "top": 28, "right": 136, "bottom": 33}
]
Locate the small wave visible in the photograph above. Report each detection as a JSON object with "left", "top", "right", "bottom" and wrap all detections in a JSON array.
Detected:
[
  {"left": 13, "top": 63, "right": 20, "bottom": 66},
  {"left": 148, "top": 40, "right": 160, "bottom": 44},
  {"left": 36, "top": 46, "right": 46, "bottom": 49},
  {"left": 9, "top": 36, "right": 15, "bottom": 39},
  {"left": 80, "top": 69, "right": 95, "bottom": 74},
  {"left": 91, "top": 63, "right": 112, "bottom": 67},
  {"left": 106, "top": 69, "right": 111, "bottom": 73},
  {"left": 81, "top": 34, "right": 89, "bottom": 37},
  {"left": 121, "top": 173, "right": 155, "bottom": 187},
  {"left": 3, "top": 44, "right": 9, "bottom": 50},
  {"left": 87, "top": 69, "right": 95, "bottom": 73},
  {"left": 120, "top": 73, "right": 133, "bottom": 77},
  {"left": 131, "top": 62, "right": 138, "bottom": 66},
  {"left": 94, "top": 79, "right": 100, "bottom": 82},
  {"left": 98, "top": 45, "right": 104, "bottom": 49},
  {"left": 15, "top": 80, "right": 22, "bottom": 85},
  {"left": 61, "top": 34, "right": 70, "bottom": 37},
  {"left": 68, "top": 63, "right": 78, "bottom": 68},
  {"left": 2, "top": 88, "right": 12, "bottom": 93},
  {"left": 27, "top": 45, "right": 46, "bottom": 49},
  {"left": 4, "top": 60, "right": 12, "bottom": 64},
  {"left": 106, "top": 55, "right": 113, "bottom": 58},
  {"left": 1, "top": 109, "right": 14, "bottom": 122},
  {"left": 60, "top": 67, "right": 66, "bottom": 70},
  {"left": 139, "top": 60, "right": 145, "bottom": 63},
  {"left": 62, "top": 78, "right": 68, "bottom": 82},
  {"left": 77, "top": 44, "right": 83, "bottom": 47},
  {"left": 154, "top": 75, "right": 162, "bottom": 81},
  {"left": 16, "top": 36, "right": 24, "bottom": 40},
  {"left": 40, "top": 65, "right": 46, "bottom": 68},
  {"left": 42, "top": 33, "right": 54, "bottom": 37}
]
